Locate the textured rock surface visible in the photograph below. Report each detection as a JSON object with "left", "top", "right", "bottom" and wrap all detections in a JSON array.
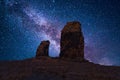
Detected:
[
  {"left": 60, "top": 21, "right": 84, "bottom": 59},
  {"left": 36, "top": 40, "right": 50, "bottom": 58}
]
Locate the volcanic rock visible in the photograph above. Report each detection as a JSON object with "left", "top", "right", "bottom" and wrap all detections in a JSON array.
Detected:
[
  {"left": 60, "top": 21, "right": 84, "bottom": 59},
  {"left": 36, "top": 40, "right": 50, "bottom": 58}
]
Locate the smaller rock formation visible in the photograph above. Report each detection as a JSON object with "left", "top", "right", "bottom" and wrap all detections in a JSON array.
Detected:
[
  {"left": 36, "top": 40, "right": 50, "bottom": 58},
  {"left": 60, "top": 21, "right": 84, "bottom": 60}
]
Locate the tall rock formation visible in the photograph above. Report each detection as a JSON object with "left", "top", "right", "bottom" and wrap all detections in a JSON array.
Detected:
[
  {"left": 60, "top": 21, "right": 84, "bottom": 59},
  {"left": 36, "top": 40, "right": 50, "bottom": 58}
]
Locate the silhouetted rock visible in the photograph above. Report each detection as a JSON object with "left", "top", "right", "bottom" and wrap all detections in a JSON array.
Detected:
[
  {"left": 60, "top": 21, "right": 84, "bottom": 59},
  {"left": 36, "top": 40, "right": 50, "bottom": 58},
  {"left": 0, "top": 58, "right": 120, "bottom": 80}
]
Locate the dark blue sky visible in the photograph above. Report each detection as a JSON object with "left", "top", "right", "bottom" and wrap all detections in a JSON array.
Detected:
[{"left": 0, "top": 0, "right": 120, "bottom": 66}]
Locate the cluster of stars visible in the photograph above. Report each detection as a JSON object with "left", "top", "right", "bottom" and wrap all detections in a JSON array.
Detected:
[{"left": 0, "top": 0, "right": 120, "bottom": 65}]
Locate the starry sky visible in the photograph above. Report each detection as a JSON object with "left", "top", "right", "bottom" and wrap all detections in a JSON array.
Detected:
[{"left": 0, "top": 0, "right": 120, "bottom": 66}]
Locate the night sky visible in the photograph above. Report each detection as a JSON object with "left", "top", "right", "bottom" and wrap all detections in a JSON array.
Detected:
[{"left": 0, "top": 0, "right": 120, "bottom": 66}]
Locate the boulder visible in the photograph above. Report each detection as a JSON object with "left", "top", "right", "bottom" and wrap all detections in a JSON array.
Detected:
[
  {"left": 36, "top": 40, "right": 50, "bottom": 58},
  {"left": 60, "top": 21, "right": 84, "bottom": 59}
]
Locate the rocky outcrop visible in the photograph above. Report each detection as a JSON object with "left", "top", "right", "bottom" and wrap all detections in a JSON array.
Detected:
[
  {"left": 36, "top": 40, "right": 50, "bottom": 58},
  {"left": 60, "top": 21, "right": 84, "bottom": 59}
]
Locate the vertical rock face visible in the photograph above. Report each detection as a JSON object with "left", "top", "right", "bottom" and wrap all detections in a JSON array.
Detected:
[
  {"left": 60, "top": 21, "right": 84, "bottom": 59},
  {"left": 36, "top": 40, "right": 50, "bottom": 58}
]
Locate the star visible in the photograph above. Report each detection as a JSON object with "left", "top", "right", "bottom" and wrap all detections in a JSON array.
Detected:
[
  {"left": 52, "top": 0, "right": 55, "bottom": 3},
  {"left": 0, "top": 0, "right": 120, "bottom": 66}
]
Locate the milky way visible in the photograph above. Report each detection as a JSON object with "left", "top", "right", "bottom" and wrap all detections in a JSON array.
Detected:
[
  {"left": 0, "top": 0, "right": 120, "bottom": 66},
  {"left": 23, "top": 7, "right": 61, "bottom": 57},
  {"left": 6, "top": 0, "right": 61, "bottom": 57}
]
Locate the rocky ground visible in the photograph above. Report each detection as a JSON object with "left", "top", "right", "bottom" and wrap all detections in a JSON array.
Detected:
[{"left": 0, "top": 57, "right": 120, "bottom": 80}]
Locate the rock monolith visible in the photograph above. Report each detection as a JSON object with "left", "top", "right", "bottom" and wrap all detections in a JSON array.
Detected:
[
  {"left": 36, "top": 40, "right": 50, "bottom": 58},
  {"left": 60, "top": 21, "right": 84, "bottom": 59}
]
